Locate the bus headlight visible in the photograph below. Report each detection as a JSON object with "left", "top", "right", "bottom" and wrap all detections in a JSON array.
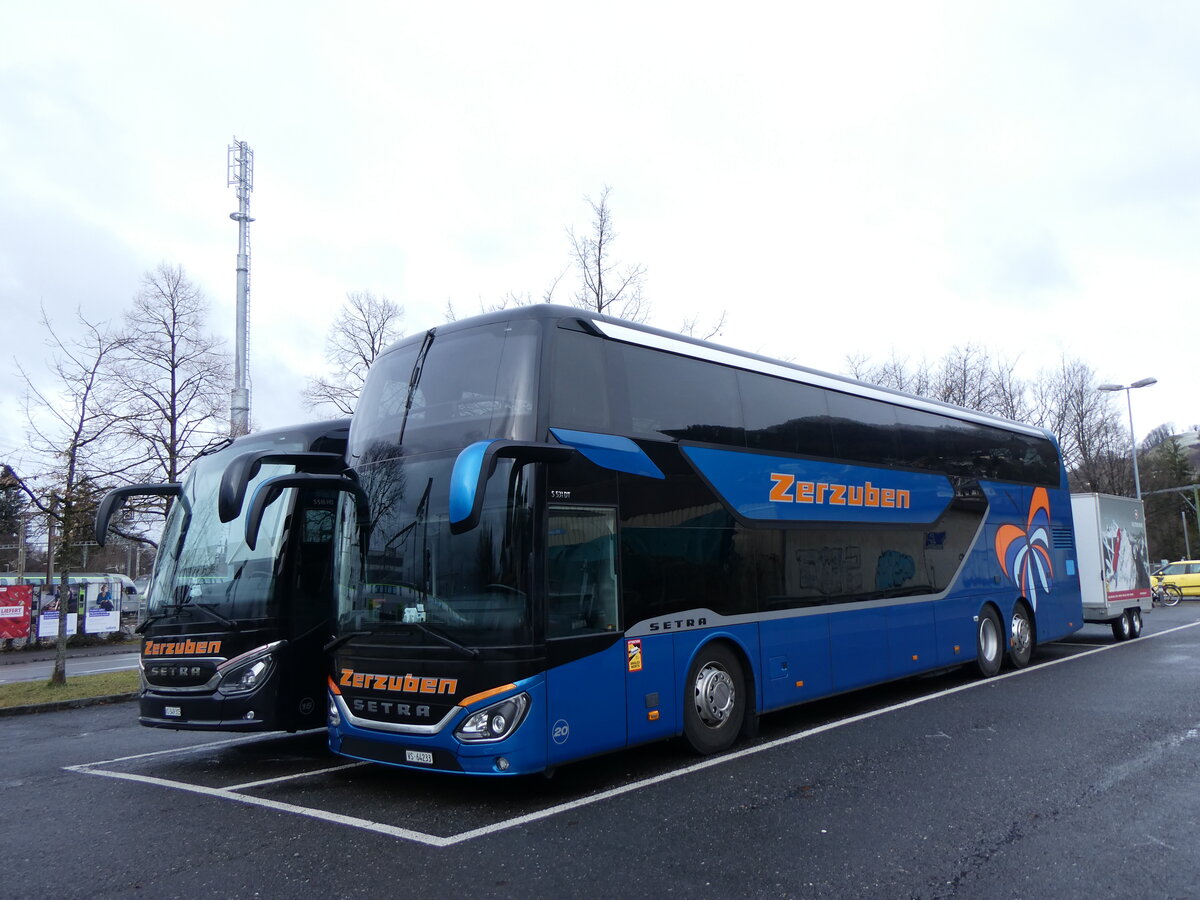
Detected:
[
  {"left": 216, "top": 641, "right": 283, "bottom": 696},
  {"left": 455, "top": 693, "right": 530, "bottom": 743},
  {"left": 219, "top": 658, "right": 272, "bottom": 694}
]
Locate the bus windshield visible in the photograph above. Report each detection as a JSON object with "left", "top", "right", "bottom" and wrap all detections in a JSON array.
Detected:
[
  {"left": 348, "top": 319, "right": 539, "bottom": 462},
  {"left": 147, "top": 437, "right": 305, "bottom": 623},
  {"left": 335, "top": 319, "right": 541, "bottom": 648},
  {"left": 334, "top": 453, "right": 534, "bottom": 648}
]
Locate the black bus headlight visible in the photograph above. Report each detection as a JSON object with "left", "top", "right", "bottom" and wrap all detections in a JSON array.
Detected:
[
  {"left": 216, "top": 641, "right": 283, "bottom": 696},
  {"left": 219, "top": 658, "right": 272, "bottom": 695},
  {"left": 455, "top": 693, "right": 530, "bottom": 743}
]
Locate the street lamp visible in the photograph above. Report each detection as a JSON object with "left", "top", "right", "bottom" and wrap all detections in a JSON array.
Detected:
[{"left": 1097, "top": 377, "right": 1157, "bottom": 500}]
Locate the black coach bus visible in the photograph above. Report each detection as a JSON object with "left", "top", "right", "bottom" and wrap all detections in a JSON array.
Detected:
[{"left": 96, "top": 419, "right": 349, "bottom": 732}]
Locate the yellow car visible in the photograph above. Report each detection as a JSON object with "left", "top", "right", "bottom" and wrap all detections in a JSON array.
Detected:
[{"left": 1151, "top": 560, "right": 1200, "bottom": 597}]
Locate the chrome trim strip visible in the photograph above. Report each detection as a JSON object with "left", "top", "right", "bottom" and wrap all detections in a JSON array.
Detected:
[
  {"left": 141, "top": 655, "right": 226, "bottom": 694},
  {"left": 333, "top": 692, "right": 461, "bottom": 735}
]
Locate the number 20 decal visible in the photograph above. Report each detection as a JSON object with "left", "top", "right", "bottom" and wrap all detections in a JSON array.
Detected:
[{"left": 552, "top": 719, "right": 570, "bottom": 744}]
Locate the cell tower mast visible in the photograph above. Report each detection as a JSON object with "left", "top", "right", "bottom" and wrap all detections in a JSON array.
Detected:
[{"left": 227, "top": 137, "right": 255, "bottom": 435}]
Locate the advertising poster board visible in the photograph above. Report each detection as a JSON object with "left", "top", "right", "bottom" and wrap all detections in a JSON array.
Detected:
[
  {"left": 38, "top": 611, "right": 78, "bottom": 639},
  {"left": 0, "top": 584, "right": 32, "bottom": 640},
  {"left": 84, "top": 582, "right": 119, "bottom": 634}
]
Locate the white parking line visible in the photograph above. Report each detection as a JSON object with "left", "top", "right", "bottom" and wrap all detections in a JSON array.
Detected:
[
  {"left": 66, "top": 619, "right": 1200, "bottom": 847},
  {"left": 223, "top": 761, "right": 369, "bottom": 791}
]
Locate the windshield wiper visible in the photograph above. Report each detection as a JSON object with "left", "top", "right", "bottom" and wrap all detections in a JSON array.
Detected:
[
  {"left": 413, "top": 622, "right": 479, "bottom": 659},
  {"left": 324, "top": 630, "right": 371, "bottom": 653},
  {"left": 193, "top": 603, "right": 239, "bottom": 630},
  {"left": 135, "top": 610, "right": 173, "bottom": 634},
  {"left": 136, "top": 597, "right": 240, "bottom": 634},
  {"left": 397, "top": 329, "right": 435, "bottom": 446}
]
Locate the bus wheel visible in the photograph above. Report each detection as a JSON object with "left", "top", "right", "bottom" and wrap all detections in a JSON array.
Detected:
[
  {"left": 976, "top": 607, "right": 1003, "bottom": 677},
  {"left": 1007, "top": 602, "right": 1035, "bottom": 669},
  {"left": 1126, "top": 608, "right": 1143, "bottom": 639},
  {"left": 683, "top": 644, "right": 745, "bottom": 755},
  {"left": 1111, "top": 613, "right": 1132, "bottom": 642}
]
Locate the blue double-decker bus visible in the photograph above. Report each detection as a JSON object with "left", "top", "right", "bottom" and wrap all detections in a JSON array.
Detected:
[{"left": 245, "top": 305, "right": 1083, "bottom": 775}]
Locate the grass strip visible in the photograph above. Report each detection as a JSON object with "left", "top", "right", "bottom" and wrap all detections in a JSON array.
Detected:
[{"left": 0, "top": 670, "right": 139, "bottom": 709}]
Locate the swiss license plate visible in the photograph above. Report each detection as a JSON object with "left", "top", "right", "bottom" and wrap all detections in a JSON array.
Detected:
[
  {"left": 405, "top": 750, "right": 434, "bottom": 765},
  {"left": 164, "top": 706, "right": 182, "bottom": 717}
]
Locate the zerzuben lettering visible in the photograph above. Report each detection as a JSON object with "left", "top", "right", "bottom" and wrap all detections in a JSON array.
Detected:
[
  {"left": 143, "top": 639, "right": 222, "bottom": 657},
  {"left": 769, "top": 473, "right": 909, "bottom": 509},
  {"left": 338, "top": 668, "right": 458, "bottom": 695}
]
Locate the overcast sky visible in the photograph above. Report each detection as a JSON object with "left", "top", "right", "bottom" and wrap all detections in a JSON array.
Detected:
[{"left": 3, "top": 2, "right": 1197, "bottom": 469}]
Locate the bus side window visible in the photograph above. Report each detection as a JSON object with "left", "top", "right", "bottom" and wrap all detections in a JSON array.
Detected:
[{"left": 547, "top": 507, "right": 619, "bottom": 638}]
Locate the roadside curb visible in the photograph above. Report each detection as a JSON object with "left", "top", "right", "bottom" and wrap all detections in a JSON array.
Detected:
[
  {"left": 0, "top": 692, "right": 138, "bottom": 718},
  {"left": 0, "top": 644, "right": 139, "bottom": 666}
]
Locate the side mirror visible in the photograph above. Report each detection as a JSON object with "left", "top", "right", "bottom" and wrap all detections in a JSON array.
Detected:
[
  {"left": 244, "top": 473, "right": 371, "bottom": 551},
  {"left": 449, "top": 440, "right": 574, "bottom": 535},
  {"left": 95, "top": 483, "right": 183, "bottom": 547},
  {"left": 219, "top": 450, "right": 347, "bottom": 523}
]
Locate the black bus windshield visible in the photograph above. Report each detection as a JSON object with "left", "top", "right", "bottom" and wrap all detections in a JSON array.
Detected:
[{"left": 147, "top": 436, "right": 308, "bottom": 623}]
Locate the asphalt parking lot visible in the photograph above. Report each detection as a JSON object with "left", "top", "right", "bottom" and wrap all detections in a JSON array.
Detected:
[{"left": 8, "top": 605, "right": 1200, "bottom": 898}]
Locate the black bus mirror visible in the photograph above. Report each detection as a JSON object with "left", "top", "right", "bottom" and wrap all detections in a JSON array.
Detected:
[
  {"left": 219, "top": 450, "right": 347, "bottom": 523},
  {"left": 95, "top": 483, "right": 183, "bottom": 547},
  {"left": 244, "top": 473, "right": 371, "bottom": 551},
  {"left": 449, "top": 440, "right": 574, "bottom": 535}
]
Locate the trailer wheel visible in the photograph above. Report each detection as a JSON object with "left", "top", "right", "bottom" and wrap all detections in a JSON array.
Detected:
[
  {"left": 683, "top": 643, "right": 745, "bottom": 755},
  {"left": 1111, "top": 613, "right": 1132, "bottom": 642},
  {"left": 1007, "top": 602, "right": 1035, "bottom": 669},
  {"left": 1126, "top": 608, "right": 1143, "bottom": 639},
  {"left": 976, "top": 607, "right": 1003, "bottom": 677}
]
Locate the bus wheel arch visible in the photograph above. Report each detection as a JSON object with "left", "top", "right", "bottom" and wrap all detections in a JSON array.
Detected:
[
  {"left": 682, "top": 639, "right": 749, "bottom": 755},
  {"left": 1007, "top": 598, "right": 1036, "bottom": 669},
  {"left": 975, "top": 603, "right": 1004, "bottom": 678}
]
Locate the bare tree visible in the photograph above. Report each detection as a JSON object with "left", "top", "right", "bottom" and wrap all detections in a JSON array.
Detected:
[
  {"left": 680, "top": 310, "right": 728, "bottom": 342},
  {"left": 985, "top": 356, "right": 1029, "bottom": 421},
  {"left": 108, "top": 264, "right": 231, "bottom": 485},
  {"left": 1028, "top": 357, "right": 1128, "bottom": 492},
  {"left": 846, "top": 351, "right": 934, "bottom": 396},
  {"left": 931, "top": 344, "right": 1015, "bottom": 414},
  {"left": 569, "top": 186, "right": 649, "bottom": 322},
  {"left": 15, "top": 310, "right": 127, "bottom": 684},
  {"left": 303, "top": 290, "right": 405, "bottom": 416}
]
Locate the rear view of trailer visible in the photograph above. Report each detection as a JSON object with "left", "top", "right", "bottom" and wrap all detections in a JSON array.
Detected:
[{"left": 1071, "top": 493, "right": 1152, "bottom": 640}]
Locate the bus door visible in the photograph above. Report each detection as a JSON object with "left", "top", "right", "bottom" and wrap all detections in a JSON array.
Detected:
[
  {"left": 544, "top": 506, "right": 627, "bottom": 765},
  {"left": 279, "top": 491, "right": 337, "bottom": 730}
]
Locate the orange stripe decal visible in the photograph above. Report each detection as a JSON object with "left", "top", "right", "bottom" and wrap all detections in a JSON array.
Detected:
[{"left": 457, "top": 683, "right": 517, "bottom": 708}]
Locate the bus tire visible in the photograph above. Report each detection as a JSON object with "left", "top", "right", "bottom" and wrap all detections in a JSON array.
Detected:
[
  {"left": 683, "top": 643, "right": 745, "bottom": 755},
  {"left": 1126, "top": 608, "right": 1143, "bottom": 639},
  {"left": 976, "top": 606, "right": 1003, "bottom": 677},
  {"left": 1111, "top": 613, "right": 1131, "bottom": 642},
  {"left": 1007, "top": 601, "right": 1035, "bottom": 669}
]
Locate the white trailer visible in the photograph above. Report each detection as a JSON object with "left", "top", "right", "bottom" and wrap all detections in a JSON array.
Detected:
[{"left": 1071, "top": 493, "right": 1152, "bottom": 641}]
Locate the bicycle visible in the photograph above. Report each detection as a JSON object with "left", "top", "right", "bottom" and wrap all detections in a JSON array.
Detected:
[{"left": 1152, "top": 582, "right": 1184, "bottom": 607}]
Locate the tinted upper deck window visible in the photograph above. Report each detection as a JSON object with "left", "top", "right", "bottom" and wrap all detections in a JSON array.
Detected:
[
  {"left": 615, "top": 342, "right": 743, "bottom": 443},
  {"left": 740, "top": 370, "right": 835, "bottom": 458}
]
